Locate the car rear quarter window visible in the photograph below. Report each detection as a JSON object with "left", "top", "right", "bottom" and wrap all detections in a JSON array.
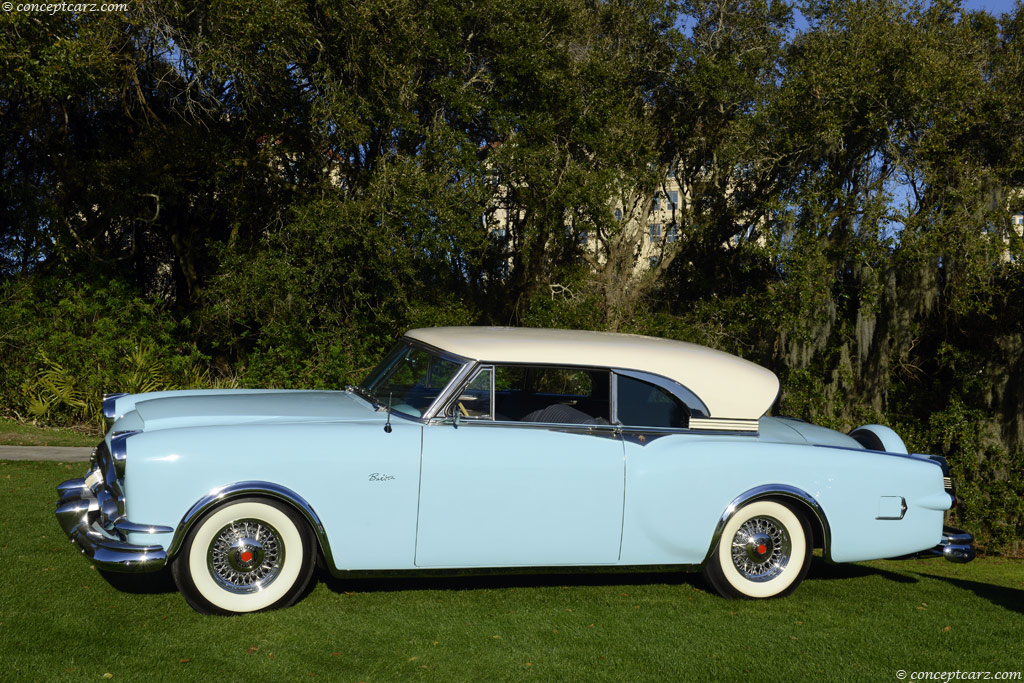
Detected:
[{"left": 616, "top": 375, "right": 690, "bottom": 429}]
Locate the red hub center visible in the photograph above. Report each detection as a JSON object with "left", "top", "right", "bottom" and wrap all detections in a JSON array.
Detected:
[
  {"left": 241, "top": 550, "right": 254, "bottom": 563},
  {"left": 757, "top": 544, "right": 767, "bottom": 555}
]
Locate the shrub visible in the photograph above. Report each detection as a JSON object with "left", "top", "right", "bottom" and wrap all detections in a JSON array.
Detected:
[{"left": 0, "top": 275, "right": 214, "bottom": 431}]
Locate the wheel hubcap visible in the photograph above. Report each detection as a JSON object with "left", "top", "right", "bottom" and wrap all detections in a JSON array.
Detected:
[
  {"left": 731, "top": 516, "right": 791, "bottom": 582},
  {"left": 208, "top": 519, "right": 284, "bottom": 594}
]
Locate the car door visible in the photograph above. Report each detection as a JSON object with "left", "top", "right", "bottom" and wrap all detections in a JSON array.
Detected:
[{"left": 415, "top": 365, "right": 625, "bottom": 567}]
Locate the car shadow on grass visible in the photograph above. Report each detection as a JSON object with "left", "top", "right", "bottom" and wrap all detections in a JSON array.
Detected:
[
  {"left": 97, "top": 567, "right": 177, "bottom": 594},
  {"left": 909, "top": 572, "right": 1024, "bottom": 615},
  {"left": 317, "top": 565, "right": 703, "bottom": 596},
  {"left": 318, "top": 556, "right": 932, "bottom": 598},
  {"left": 807, "top": 557, "right": 919, "bottom": 584}
]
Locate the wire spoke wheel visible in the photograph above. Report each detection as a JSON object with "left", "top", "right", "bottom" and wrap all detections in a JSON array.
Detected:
[
  {"left": 704, "top": 500, "right": 811, "bottom": 599},
  {"left": 208, "top": 519, "right": 285, "bottom": 594},
  {"left": 729, "top": 515, "right": 791, "bottom": 582},
  {"left": 172, "top": 498, "right": 315, "bottom": 615}
]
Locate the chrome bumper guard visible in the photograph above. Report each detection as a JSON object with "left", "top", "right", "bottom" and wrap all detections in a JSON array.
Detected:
[
  {"left": 55, "top": 445, "right": 172, "bottom": 573},
  {"left": 923, "top": 525, "right": 976, "bottom": 563}
]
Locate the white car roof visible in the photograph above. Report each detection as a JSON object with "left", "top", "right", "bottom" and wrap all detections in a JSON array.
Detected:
[{"left": 405, "top": 326, "right": 779, "bottom": 422}]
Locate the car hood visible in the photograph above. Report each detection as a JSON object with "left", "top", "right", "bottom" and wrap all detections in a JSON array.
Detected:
[{"left": 123, "top": 390, "right": 382, "bottom": 433}]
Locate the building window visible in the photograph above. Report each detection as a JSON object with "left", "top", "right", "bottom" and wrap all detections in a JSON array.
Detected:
[
  {"left": 652, "top": 195, "right": 660, "bottom": 211},
  {"left": 667, "top": 224, "right": 678, "bottom": 242},
  {"left": 649, "top": 256, "right": 659, "bottom": 268},
  {"left": 649, "top": 223, "right": 661, "bottom": 243},
  {"left": 667, "top": 191, "right": 678, "bottom": 212},
  {"left": 578, "top": 230, "right": 589, "bottom": 246},
  {"left": 614, "top": 209, "right": 622, "bottom": 221}
]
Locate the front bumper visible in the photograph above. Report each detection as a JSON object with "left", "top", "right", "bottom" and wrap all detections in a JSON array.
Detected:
[
  {"left": 55, "top": 443, "right": 172, "bottom": 573},
  {"left": 924, "top": 525, "right": 976, "bottom": 563}
]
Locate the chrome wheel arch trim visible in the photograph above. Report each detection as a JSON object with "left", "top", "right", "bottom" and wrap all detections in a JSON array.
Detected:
[
  {"left": 702, "top": 484, "right": 832, "bottom": 566},
  {"left": 166, "top": 481, "right": 335, "bottom": 570}
]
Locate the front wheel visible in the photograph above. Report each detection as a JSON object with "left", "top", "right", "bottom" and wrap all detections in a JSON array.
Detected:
[
  {"left": 171, "top": 498, "right": 315, "bottom": 615},
  {"left": 703, "top": 500, "right": 811, "bottom": 599}
]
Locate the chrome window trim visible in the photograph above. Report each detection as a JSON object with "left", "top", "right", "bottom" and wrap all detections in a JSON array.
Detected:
[
  {"left": 430, "top": 417, "right": 621, "bottom": 437},
  {"left": 421, "top": 358, "right": 477, "bottom": 421},
  {"left": 612, "top": 368, "right": 709, "bottom": 419},
  {"left": 441, "top": 364, "right": 496, "bottom": 421}
]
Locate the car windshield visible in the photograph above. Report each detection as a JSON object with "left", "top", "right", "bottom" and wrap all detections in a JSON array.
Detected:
[{"left": 358, "top": 341, "right": 466, "bottom": 418}]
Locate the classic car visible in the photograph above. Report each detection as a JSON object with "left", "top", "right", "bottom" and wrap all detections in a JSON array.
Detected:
[{"left": 56, "top": 326, "right": 975, "bottom": 614}]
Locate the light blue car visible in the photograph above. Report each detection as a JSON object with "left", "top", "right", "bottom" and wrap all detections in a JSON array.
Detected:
[{"left": 56, "top": 326, "right": 975, "bottom": 614}]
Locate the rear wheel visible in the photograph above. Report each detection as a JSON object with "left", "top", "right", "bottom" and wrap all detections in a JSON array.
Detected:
[
  {"left": 171, "top": 498, "right": 315, "bottom": 615},
  {"left": 703, "top": 500, "right": 811, "bottom": 599}
]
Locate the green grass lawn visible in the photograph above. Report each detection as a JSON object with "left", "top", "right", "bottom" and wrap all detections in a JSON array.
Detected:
[
  {"left": 0, "top": 418, "right": 99, "bottom": 447},
  {"left": 4, "top": 460, "right": 1022, "bottom": 682}
]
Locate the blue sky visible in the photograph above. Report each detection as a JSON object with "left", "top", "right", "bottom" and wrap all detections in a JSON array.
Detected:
[
  {"left": 961, "top": 0, "right": 1019, "bottom": 16},
  {"left": 787, "top": 0, "right": 1020, "bottom": 33}
]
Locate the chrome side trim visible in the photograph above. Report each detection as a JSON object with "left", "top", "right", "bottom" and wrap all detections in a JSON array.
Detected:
[
  {"left": 689, "top": 417, "right": 760, "bottom": 433},
  {"left": 114, "top": 519, "right": 175, "bottom": 534},
  {"left": 165, "top": 481, "right": 336, "bottom": 571},
  {"left": 702, "top": 484, "right": 832, "bottom": 565}
]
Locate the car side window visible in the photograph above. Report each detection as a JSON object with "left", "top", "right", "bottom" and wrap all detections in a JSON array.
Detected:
[
  {"left": 616, "top": 375, "right": 690, "bottom": 429},
  {"left": 492, "top": 366, "right": 611, "bottom": 425}
]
